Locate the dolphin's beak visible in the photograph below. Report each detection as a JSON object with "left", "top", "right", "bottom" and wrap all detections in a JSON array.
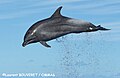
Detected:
[
  {"left": 22, "top": 41, "right": 27, "bottom": 47},
  {"left": 22, "top": 38, "right": 37, "bottom": 47},
  {"left": 22, "top": 40, "right": 30, "bottom": 47}
]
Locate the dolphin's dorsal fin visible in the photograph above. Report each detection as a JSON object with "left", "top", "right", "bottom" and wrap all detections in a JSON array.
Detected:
[{"left": 51, "top": 6, "right": 62, "bottom": 18}]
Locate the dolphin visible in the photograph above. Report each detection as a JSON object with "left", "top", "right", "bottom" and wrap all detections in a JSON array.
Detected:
[{"left": 22, "top": 6, "right": 110, "bottom": 48}]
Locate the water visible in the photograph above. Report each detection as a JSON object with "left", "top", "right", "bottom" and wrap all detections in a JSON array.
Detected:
[{"left": 0, "top": 0, "right": 120, "bottom": 78}]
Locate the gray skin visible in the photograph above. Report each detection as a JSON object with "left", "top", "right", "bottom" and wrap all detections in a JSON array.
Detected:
[{"left": 22, "top": 6, "right": 110, "bottom": 48}]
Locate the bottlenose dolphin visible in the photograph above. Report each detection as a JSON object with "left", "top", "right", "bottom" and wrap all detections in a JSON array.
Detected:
[{"left": 22, "top": 6, "right": 110, "bottom": 48}]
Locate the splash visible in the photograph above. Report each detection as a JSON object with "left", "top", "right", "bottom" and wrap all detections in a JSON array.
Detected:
[{"left": 55, "top": 33, "right": 103, "bottom": 78}]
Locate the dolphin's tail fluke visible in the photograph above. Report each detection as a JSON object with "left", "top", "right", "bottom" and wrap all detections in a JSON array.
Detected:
[{"left": 97, "top": 25, "right": 110, "bottom": 31}]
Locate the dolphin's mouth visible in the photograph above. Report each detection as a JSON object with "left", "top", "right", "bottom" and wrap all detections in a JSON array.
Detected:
[
  {"left": 22, "top": 38, "right": 36, "bottom": 47},
  {"left": 22, "top": 41, "right": 27, "bottom": 47},
  {"left": 22, "top": 35, "right": 38, "bottom": 47},
  {"left": 22, "top": 41, "right": 29, "bottom": 47}
]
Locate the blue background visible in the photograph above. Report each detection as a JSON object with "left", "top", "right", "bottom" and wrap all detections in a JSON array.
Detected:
[{"left": 0, "top": 0, "right": 120, "bottom": 78}]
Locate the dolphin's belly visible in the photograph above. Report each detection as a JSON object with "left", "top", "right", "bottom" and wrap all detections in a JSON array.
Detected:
[{"left": 37, "top": 31, "right": 68, "bottom": 41}]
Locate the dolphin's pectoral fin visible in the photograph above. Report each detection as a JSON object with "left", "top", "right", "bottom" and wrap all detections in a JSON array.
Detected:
[{"left": 40, "top": 41, "right": 51, "bottom": 48}]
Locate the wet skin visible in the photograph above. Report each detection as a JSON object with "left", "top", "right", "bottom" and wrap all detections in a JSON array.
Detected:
[{"left": 22, "top": 6, "right": 110, "bottom": 48}]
